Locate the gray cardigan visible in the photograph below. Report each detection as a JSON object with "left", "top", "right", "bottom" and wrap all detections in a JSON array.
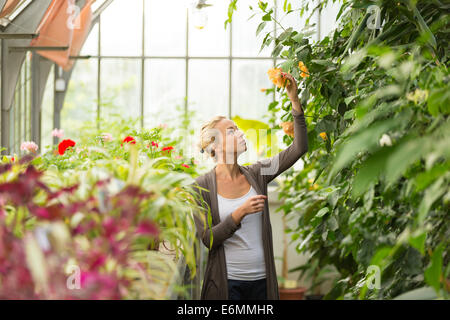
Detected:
[{"left": 190, "top": 107, "right": 308, "bottom": 300}]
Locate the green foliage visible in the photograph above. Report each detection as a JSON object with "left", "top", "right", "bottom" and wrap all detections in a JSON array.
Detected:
[{"left": 229, "top": 0, "right": 449, "bottom": 299}]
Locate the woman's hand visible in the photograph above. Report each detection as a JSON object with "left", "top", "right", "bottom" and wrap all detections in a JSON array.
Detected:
[
  {"left": 231, "top": 194, "right": 267, "bottom": 225},
  {"left": 281, "top": 72, "right": 300, "bottom": 104},
  {"left": 241, "top": 194, "right": 267, "bottom": 214},
  {"left": 281, "top": 71, "right": 302, "bottom": 113}
]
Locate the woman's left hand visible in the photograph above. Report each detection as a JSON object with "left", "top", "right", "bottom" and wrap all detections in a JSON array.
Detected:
[{"left": 281, "top": 72, "right": 300, "bottom": 104}]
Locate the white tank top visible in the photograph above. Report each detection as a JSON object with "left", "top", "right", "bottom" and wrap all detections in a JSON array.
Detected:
[{"left": 217, "top": 185, "right": 266, "bottom": 281}]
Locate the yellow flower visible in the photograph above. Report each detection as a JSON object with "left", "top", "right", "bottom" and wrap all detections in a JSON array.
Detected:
[
  {"left": 309, "top": 183, "right": 319, "bottom": 190},
  {"left": 280, "top": 121, "right": 294, "bottom": 137},
  {"left": 298, "top": 61, "right": 310, "bottom": 78},
  {"left": 260, "top": 88, "right": 267, "bottom": 92},
  {"left": 406, "top": 88, "right": 429, "bottom": 104},
  {"left": 307, "top": 178, "right": 314, "bottom": 184},
  {"left": 267, "top": 68, "right": 289, "bottom": 88},
  {"left": 319, "top": 132, "right": 327, "bottom": 141}
]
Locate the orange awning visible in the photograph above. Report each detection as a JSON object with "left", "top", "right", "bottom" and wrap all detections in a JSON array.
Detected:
[
  {"left": 62, "top": 0, "right": 94, "bottom": 71},
  {"left": 0, "top": 0, "right": 22, "bottom": 19},
  {"left": 30, "top": 0, "right": 75, "bottom": 68}
]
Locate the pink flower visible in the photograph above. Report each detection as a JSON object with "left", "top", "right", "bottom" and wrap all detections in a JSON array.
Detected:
[
  {"left": 51, "top": 128, "right": 64, "bottom": 139},
  {"left": 20, "top": 141, "right": 38, "bottom": 153},
  {"left": 175, "top": 155, "right": 182, "bottom": 160},
  {"left": 136, "top": 220, "right": 159, "bottom": 237},
  {"left": 157, "top": 123, "right": 167, "bottom": 129},
  {"left": 101, "top": 133, "right": 113, "bottom": 142}
]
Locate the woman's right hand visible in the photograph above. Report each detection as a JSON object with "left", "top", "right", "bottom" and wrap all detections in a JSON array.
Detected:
[
  {"left": 241, "top": 195, "right": 267, "bottom": 215},
  {"left": 231, "top": 195, "right": 267, "bottom": 225}
]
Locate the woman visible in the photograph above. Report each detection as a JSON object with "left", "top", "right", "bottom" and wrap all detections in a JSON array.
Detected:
[{"left": 190, "top": 72, "right": 308, "bottom": 300}]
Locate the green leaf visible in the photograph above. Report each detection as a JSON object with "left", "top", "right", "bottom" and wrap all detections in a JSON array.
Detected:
[
  {"left": 262, "top": 12, "right": 272, "bottom": 21},
  {"left": 384, "top": 136, "right": 427, "bottom": 185},
  {"left": 280, "top": 59, "right": 294, "bottom": 72},
  {"left": 352, "top": 149, "right": 388, "bottom": 198},
  {"left": 272, "top": 43, "right": 283, "bottom": 58},
  {"left": 344, "top": 95, "right": 357, "bottom": 106},
  {"left": 417, "top": 177, "right": 446, "bottom": 226},
  {"left": 428, "top": 86, "right": 450, "bottom": 116},
  {"left": 256, "top": 22, "right": 266, "bottom": 36},
  {"left": 292, "top": 33, "right": 304, "bottom": 43},
  {"left": 424, "top": 242, "right": 444, "bottom": 294},
  {"left": 412, "top": 5, "right": 437, "bottom": 50},
  {"left": 278, "top": 27, "right": 293, "bottom": 42},
  {"left": 329, "top": 116, "right": 405, "bottom": 181},
  {"left": 328, "top": 215, "right": 338, "bottom": 231},
  {"left": 311, "top": 59, "right": 334, "bottom": 67},
  {"left": 260, "top": 32, "right": 272, "bottom": 54},
  {"left": 408, "top": 230, "right": 427, "bottom": 255},
  {"left": 268, "top": 100, "right": 279, "bottom": 111},
  {"left": 316, "top": 207, "right": 329, "bottom": 218},
  {"left": 414, "top": 162, "right": 450, "bottom": 192}
]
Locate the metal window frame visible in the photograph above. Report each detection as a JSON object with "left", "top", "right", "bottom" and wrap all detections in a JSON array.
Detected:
[{"left": 91, "top": 0, "right": 285, "bottom": 130}]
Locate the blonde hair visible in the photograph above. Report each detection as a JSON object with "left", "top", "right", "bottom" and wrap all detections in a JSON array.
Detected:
[{"left": 198, "top": 115, "right": 226, "bottom": 159}]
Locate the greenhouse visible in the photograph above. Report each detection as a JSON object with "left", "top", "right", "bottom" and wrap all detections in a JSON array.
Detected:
[{"left": 0, "top": 0, "right": 448, "bottom": 303}]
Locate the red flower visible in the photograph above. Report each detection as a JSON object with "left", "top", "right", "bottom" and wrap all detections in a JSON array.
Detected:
[
  {"left": 151, "top": 141, "right": 159, "bottom": 148},
  {"left": 58, "top": 139, "right": 76, "bottom": 155},
  {"left": 161, "top": 146, "right": 174, "bottom": 153},
  {"left": 181, "top": 164, "right": 190, "bottom": 168},
  {"left": 11, "top": 157, "right": 14, "bottom": 162},
  {"left": 122, "top": 136, "right": 136, "bottom": 146}
]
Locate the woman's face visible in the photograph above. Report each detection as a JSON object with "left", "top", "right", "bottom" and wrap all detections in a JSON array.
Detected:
[{"left": 213, "top": 119, "right": 247, "bottom": 158}]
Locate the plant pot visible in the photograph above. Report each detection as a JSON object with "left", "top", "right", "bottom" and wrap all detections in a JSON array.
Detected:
[
  {"left": 305, "top": 294, "right": 324, "bottom": 300},
  {"left": 279, "top": 286, "right": 307, "bottom": 300}
]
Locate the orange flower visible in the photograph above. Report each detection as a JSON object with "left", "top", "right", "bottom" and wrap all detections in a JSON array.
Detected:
[
  {"left": 298, "top": 61, "right": 309, "bottom": 78},
  {"left": 267, "top": 68, "right": 290, "bottom": 88},
  {"left": 280, "top": 121, "right": 294, "bottom": 138},
  {"left": 260, "top": 88, "right": 267, "bottom": 92},
  {"left": 319, "top": 132, "right": 327, "bottom": 141}
]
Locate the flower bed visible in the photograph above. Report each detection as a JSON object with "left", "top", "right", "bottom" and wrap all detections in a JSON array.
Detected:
[{"left": 0, "top": 124, "right": 203, "bottom": 299}]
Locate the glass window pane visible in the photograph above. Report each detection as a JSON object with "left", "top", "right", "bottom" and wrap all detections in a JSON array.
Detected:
[
  {"left": 188, "top": 59, "right": 229, "bottom": 125},
  {"left": 100, "top": 0, "right": 143, "bottom": 56},
  {"left": 145, "top": 0, "right": 186, "bottom": 56},
  {"left": 41, "top": 65, "right": 54, "bottom": 153},
  {"left": 319, "top": 1, "right": 341, "bottom": 40},
  {"left": 232, "top": 0, "right": 273, "bottom": 57},
  {"left": 231, "top": 59, "right": 274, "bottom": 120},
  {"left": 188, "top": 1, "right": 230, "bottom": 56},
  {"left": 276, "top": 1, "right": 318, "bottom": 41},
  {"left": 80, "top": 22, "right": 98, "bottom": 56},
  {"left": 100, "top": 59, "right": 141, "bottom": 124},
  {"left": 144, "top": 58, "right": 186, "bottom": 128},
  {"left": 61, "top": 59, "right": 98, "bottom": 141}
]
